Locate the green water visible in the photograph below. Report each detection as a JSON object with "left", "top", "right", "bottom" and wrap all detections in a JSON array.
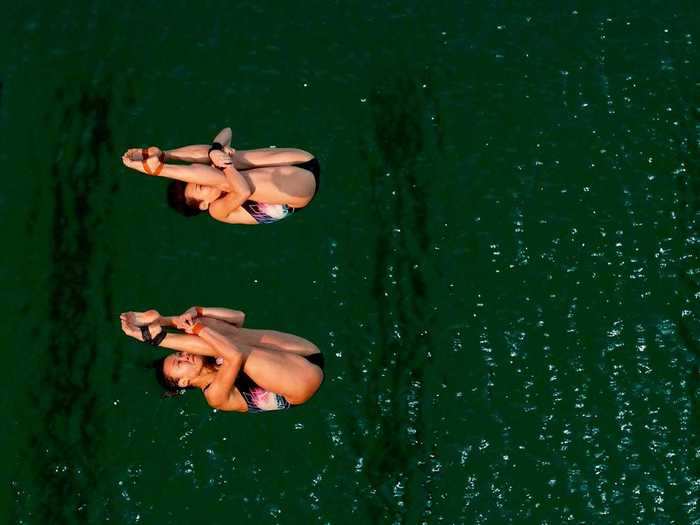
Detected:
[{"left": 1, "top": 1, "right": 699, "bottom": 524}]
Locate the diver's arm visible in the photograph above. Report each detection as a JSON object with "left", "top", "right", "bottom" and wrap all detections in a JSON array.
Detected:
[
  {"left": 208, "top": 167, "right": 253, "bottom": 219},
  {"left": 221, "top": 166, "right": 252, "bottom": 198},
  {"left": 156, "top": 315, "right": 179, "bottom": 327},
  {"left": 122, "top": 153, "right": 228, "bottom": 187},
  {"left": 190, "top": 325, "right": 242, "bottom": 359},
  {"left": 204, "top": 351, "right": 245, "bottom": 410},
  {"left": 180, "top": 306, "right": 245, "bottom": 327},
  {"left": 202, "top": 307, "right": 245, "bottom": 327},
  {"left": 153, "top": 163, "right": 228, "bottom": 187},
  {"left": 120, "top": 319, "right": 217, "bottom": 357},
  {"left": 209, "top": 150, "right": 253, "bottom": 201},
  {"left": 159, "top": 332, "right": 218, "bottom": 357},
  {"left": 161, "top": 127, "right": 232, "bottom": 164},
  {"left": 193, "top": 325, "right": 246, "bottom": 410}
]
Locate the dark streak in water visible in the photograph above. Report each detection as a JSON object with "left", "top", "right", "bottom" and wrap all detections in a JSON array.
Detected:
[
  {"left": 353, "top": 72, "right": 441, "bottom": 524},
  {"left": 12, "top": 82, "right": 117, "bottom": 524}
]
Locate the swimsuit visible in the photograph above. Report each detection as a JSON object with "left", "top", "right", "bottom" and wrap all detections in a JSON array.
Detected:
[
  {"left": 207, "top": 353, "right": 325, "bottom": 413},
  {"left": 241, "top": 157, "right": 321, "bottom": 224}
]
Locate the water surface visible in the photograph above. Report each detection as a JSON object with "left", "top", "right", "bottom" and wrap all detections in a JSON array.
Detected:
[{"left": 1, "top": 1, "right": 698, "bottom": 524}]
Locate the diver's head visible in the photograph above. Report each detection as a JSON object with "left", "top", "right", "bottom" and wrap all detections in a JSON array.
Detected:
[
  {"left": 155, "top": 352, "right": 206, "bottom": 394},
  {"left": 153, "top": 356, "right": 181, "bottom": 396},
  {"left": 166, "top": 181, "right": 221, "bottom": 217}
]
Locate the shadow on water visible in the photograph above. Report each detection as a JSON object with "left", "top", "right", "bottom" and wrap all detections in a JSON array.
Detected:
[
  {"left": 12, "top": 81, "right": 120, "bottom": 524},
  {"left": 351, "top": 72, "right": 442, "bottom": 524},
  {"left": 675, "top": 88, "right": 700, "bottom": 488}
]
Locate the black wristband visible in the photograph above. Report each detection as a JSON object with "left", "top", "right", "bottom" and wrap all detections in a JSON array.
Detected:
[
  {"left": 140, "top": 325, "right": 153, "bottom": 343},
  {"left": 140, "top": 325, "right": 167, "bottom": 346},
  {"left": 208, "top": 142, "right": 224, "bottom": 154},
  {"left": 151, "top": 329, "right": 167, "bottom": 347}
]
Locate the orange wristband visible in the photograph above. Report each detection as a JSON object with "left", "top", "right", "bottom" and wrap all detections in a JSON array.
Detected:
[
  {"left": 192, "top": 323, "right": 205, "bottom": 335},
  {"left": 195, "top": 307, "right": 204, "bottom": 317},
  {"left": 153, "top": 152, "right": 166, "bottom": 176},
  {"left": 142, "top": 148, "right": 152, "bottom": 174}
]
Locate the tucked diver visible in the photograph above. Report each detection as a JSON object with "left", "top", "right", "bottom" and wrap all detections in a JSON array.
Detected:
[
  {"left": 121, "top": 127, "right": 320, "bottom": 224},
  {"left": 120, "top": 307, "right": 324, "bottom": 412}
]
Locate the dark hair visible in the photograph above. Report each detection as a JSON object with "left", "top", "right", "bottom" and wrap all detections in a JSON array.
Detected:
[
  {"left": 166, "top": 180, "right": 203, "bottom": 217},
  {"left": 152, "top": 357, "right": 185, "bottom": 397}
]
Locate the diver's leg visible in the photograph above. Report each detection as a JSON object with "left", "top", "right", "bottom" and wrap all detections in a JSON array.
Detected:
[
  {"left": 123, "top": 145, "right": 210, "bottom": 164},
  {"left": 164, "top": 145, "right": 211, "bottom": 163},
  {"left": 209, "top": 126, "right": 314, "bottom": 168},
  {"left": 235, "top": 328, "right": 320, "bottom": 356},
  {"left": 242, "top": 347, "right": 323, "bottom": 404},
  {"left": 212, "top": 127, "right": 232, "bottom": 147},
  {"left": 120, "top": 310, "right": 161, "bottom": 326},
  {"left": 159, "top": 146, "right": 312, "bottom": 170},
  {"left": 161, "top": 128, "right": 232, "bottom": 163},
  {"left": 231, "top": 148, "right": 314, "bottom": 169},
  {"left": 122, "top": 153, "right": 227, "bottom": 186},
  {"left": 238, "top": 165, "right": 317, "bottom": 207}
]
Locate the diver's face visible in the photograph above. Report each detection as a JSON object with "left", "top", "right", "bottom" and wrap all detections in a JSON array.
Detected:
[
  {"left": 184, "top": 183, "right": 222, "bottom": 210},
  {"left": 163, "top": 352, "right": 204, "bottom": 388}
]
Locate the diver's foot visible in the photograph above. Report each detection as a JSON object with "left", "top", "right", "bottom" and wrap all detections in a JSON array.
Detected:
[
  {"left": 120, "top": 310, "right": 160, "bottom": 327},
  {"left": 122, "top": 147, "right": 165, "bottom": 175},
  {"left": 212, "top": 127, "right": 232, "bottom": 147},
  {"left": 123, "top": 146, "right": 162, "bottom": 161},
  {"left": 120, "top": 318, "right": 162, "bottom": 343}
]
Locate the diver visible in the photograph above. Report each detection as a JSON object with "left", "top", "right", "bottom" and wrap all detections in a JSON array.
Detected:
[
  {"left": 120, "top": 307, "right": 324, "bottom": 412},
  {"left": 121, "top": 127, "right": 320, "bottom": 224}
]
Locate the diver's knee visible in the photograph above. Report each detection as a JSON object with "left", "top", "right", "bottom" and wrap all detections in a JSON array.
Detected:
[{"left": 288, "top": 367, "right": 323, "bottom": 404}]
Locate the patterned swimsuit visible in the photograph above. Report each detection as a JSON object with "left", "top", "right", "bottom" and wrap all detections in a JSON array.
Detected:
[{"left": 230, "top": 353, "right": 325, "bottom": 413}]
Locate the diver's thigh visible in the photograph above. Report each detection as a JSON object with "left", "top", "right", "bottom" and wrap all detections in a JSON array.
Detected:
[
  {"left": 237, "top": 329, "right": 319, "bottom": 355},
  {"left": 246, "top": 166, "right": 315, "bottom": 206},
  {"left": 243, "top": 348, "right": 323, "bottom": 403}
]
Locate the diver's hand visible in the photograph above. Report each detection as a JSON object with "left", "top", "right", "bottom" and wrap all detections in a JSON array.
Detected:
[
  {"left": 175, "top": 306, "right": 201, "bottom": 331},
  {"left": 180, "top": 306, "right": 200, "bottom": 320},
  {"left": 174, "top": 313, "right": 196, "bottom": 332},
  {"left": 209, "top": 149, "right": 234, "bottom": 169},
  {"left": 180, "top": 319, "right": 201, "bottom": 334}
]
